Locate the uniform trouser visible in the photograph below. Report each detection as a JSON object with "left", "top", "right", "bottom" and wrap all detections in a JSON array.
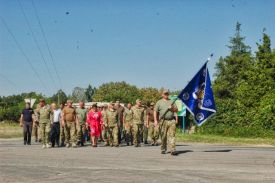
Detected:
[
  {"left": 40, "top": 122, "right": 51, "bottom": 145},
  {"left": 32, "top": 121, "right": 40, "bottom": 141},
  {"left": 117, "top": 123, "right": 123, "bottom": 144},
  {"left": 102, "top": 126, "right": 109, "bottom": 144},
  {"left": 76, "top": 123, "right": 86, "bottom": 143},
  {"left": 159, "top": 120, "right": 176, "bottom": 152},
  {"left": 108, "top": 125, "right": 118, "bottom": 146},
  {"left": 65, "top": 121, "right": 76, "bottom": 145},
  {"left": 143, "top": 125, "right": 148, "bottom": 142},
  {"left": 133, "top": 123, "right": 144, "bottom": 145},
  {"left": 148, "top": 122, "right": 159, "bottom": 143},
  {"left": 23, "top": 121, "right": 32, "bottom": 144},
  {"left": 51, "top": 122, "right": 60, "bottom": 147},
  {"left": 124, "top": 122, "right": 134, "bottom": 144},
  {"left": 60, "top": 125, "right": 65, "bottom": 145}
]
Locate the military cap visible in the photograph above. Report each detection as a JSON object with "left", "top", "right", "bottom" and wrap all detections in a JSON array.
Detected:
[
  {"left": 150, "top": 102, "right": 155, "bottom": 106},
  {"left": 162, "top": 90, "right": 170, "bottom": 95},
  {"left": 109, "top": 101, "right": 115, "bottom": 105},
  {"left": 136, "top": 99, "right": 142, "bottom": 103},
  {"left": 67, "top": 100, "right": 73, "bottom": 103},
  {"left": 39, "top": 98, "right": 45, "bottom": 102}
]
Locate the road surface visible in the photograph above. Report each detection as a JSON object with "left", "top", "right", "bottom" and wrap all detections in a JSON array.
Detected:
[{"left": 0, "top": 139, "right": 274, "bottom": 183}]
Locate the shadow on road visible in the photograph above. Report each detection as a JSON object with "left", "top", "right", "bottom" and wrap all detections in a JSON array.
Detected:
[
  {"left": 176, "top": 144, "right": 190, "bottom": 147},
  {"left": 175, "top": 150, "right": 194, "bottom": 155},
  {"left": 203, "top": 149, "right": 232, "bottom": 152}
]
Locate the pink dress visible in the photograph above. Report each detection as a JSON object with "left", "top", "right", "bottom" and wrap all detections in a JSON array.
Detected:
[{"left": 86, "top": 111, "right": 102, "bottom": 137}]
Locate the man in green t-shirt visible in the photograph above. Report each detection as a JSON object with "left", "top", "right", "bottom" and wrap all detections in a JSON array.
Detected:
[{"left": 154, "top": 90, "right": 178, "bottom": 155}]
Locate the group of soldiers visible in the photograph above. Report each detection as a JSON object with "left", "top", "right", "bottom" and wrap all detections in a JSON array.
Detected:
[{"left": 20, "top": 90, "right": 178, "bottom": 155}]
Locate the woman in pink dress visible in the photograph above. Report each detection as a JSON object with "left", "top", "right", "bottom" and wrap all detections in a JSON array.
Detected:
[{"left": 86, "top": 104, "right": 102, "bottom": 147}]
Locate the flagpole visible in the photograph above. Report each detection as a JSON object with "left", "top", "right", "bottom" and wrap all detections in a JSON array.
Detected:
[{"left": 158, "top": 54, "right": 214, "bottom": 136}]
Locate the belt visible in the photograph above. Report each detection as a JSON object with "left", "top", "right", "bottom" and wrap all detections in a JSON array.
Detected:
[
  {"left": 163, "top": 118, "right": 174, "bottom": 121},
  {"left": 53, "top": 121, "right": 60, "bottom": 123}
]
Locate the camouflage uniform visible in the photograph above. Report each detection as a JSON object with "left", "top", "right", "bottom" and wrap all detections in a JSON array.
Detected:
[
  {"left": 101, "top": 108, "right": 109, "bottom": 145},
  {"left": 123, "top": 107, "right": 133, "bottom": 145},
  {"left": 33, "top": 105, "right": 41, "bottom": 142},
  {"left": 143, "top": 108, "right": 148, "bottom": 143},
  {"left": 155, "top": 99, "right": 177, "bottom": 153},
  {"left": 115, "top": 105, "right": 124, "bottom": 144},
  {"left": 37, "top": 106, "right": 52, "bottom": 146},
  {"left": 147, "top": 107, "right": 159, "bottom": 145},
  {"left": 105, "top": 108, "right": 119, "bottom": 147},
  {"left": 132, "top": 105, "right": 146, "bottom": 146},
  {"left": 60, "top": 119, "right": 65, "bottom": 146},
  {"left": 76, "top": 108, "right": 87, "bottom": 145},
  {"left": 63, "top": 107, "right": 77, "bottom": 147}
]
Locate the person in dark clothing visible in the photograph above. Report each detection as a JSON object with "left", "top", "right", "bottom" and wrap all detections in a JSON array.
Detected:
[{"left": 20, "top": 102, "right": 34, "bottom": 145}]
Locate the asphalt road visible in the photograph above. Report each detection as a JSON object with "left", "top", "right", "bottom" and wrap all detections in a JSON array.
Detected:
[{"left": 0, "top": 139, "right": 275, "bottom": 183}]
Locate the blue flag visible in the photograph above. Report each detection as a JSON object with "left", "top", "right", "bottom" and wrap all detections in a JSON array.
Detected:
[{"left": 178, "top": 61, "right": 216, "bottom": 126}]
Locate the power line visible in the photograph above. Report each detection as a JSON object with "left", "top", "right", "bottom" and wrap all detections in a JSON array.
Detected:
[
  {"left": 31, "top": 0, "right": 63, "bottom": 90},
  {"left": 0, "top": 16, "right": 49, "bottom": 92},
  {"left": 0, "top": 73, "right": 17, "bottom": 88},
  {"left": 17, "top": 0, "right": 57, "bottom": 91}
]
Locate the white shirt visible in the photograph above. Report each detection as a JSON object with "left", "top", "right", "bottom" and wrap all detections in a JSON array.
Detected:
[{"left": 53, "top": 109, "right": 61, "bottom": 123}]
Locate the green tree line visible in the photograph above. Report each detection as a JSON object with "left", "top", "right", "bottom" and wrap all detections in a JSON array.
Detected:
[{"left": 1, "top": 22, "right": 274, "bottom": 138}]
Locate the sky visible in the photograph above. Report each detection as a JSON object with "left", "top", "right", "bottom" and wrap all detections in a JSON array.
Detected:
[{"left": 0, "top": 0, "right": 275, "bottom": 96}]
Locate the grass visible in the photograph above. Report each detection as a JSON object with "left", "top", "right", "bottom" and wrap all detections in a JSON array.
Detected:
[
  {"left": 176, "top": 132, "right": 275, "bottom": 146},
  {"left": 0, "top": 122, "right": 22, "bottom": 138}
]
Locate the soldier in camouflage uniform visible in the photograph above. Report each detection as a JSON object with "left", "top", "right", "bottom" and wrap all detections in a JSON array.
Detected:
[
  {"left": 143, "top": 105, "right": 148, "bottom": 144},
  {"left": 115, "top": 101, "right": 124, "bottom": 144},
  {"left": 101, "top": 104, "right": 109, "bottom": 146},
  {"left": 33, "top": 104, "right": 41, "bottom": 142},
  {"left": 62, "top": 100, "right": 77, "bottom": 148},
  {"left": 123, "top": 103, "right": 133, "bottom": 146},
  {"left": 76, "top": 101, "right": 87, "bottom": 146},
  {"left": 37, "top": 99, "right": 52, "bottom": 149},
  {"left": 154, "top": 90, "right": 178, "bottom": 155},
  {"left": 59, "top": 102, "right": 65, "bottom": 146},
  {"left": 147, "top": 102, "right": 159, "bottom": 146},
  {"left": 104, "top": 102, "right": 119, "bottom": 147},
  {"left": 132, "top": 99, "right": 146, "bottom": 147}
]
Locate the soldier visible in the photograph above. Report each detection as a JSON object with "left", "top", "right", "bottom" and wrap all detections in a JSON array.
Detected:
[
  {"left": 143, "top": 104, "right": 149, "bottom": 144},
  {"left": 62, "top": 100, "right": 77, "bottom": 148},
  {"left": 115, "top": 100, "right": 124, "bottom": 144},
  {"left": 105, "top": 102, "right": 119, "bottom": 147},
  {"left": 37, "top": 99, "right": 52, "bottom": 149},
  {"left": 132, "top": 99, "right": 146, "bottom": 147},
  {"left": 20, "top": 102, "right": 34, "bottom": 145},
  {"left": 59, "top": 102, "right": 66, "bottom": 147},
  {"left": 154, "top": 90, "right": 178, "bottom": 155},
  {"left": 76, "top": 101, "right": 87, "bottom": 147},
  {"left": 33, "top": 104, "right": 41, "bottom": 143},
  {"left": 147, "top": 102, "right": 159, "bottom": 146},
  {"left": 123, "top": 103, "right": 133, "bottom": 146},
  {"left": 101, "top": 104, "right": 109, "bottom": 146}
]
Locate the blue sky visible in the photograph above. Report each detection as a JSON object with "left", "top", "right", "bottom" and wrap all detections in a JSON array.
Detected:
[{"left": 0, "top": 0, "right": 275, "bottom": 96}]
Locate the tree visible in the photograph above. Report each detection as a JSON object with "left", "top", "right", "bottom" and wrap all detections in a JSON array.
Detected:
[
  {"left": 71, "top": 87, "right": 86, "bottom": 103},
  {"left": 93, "top": 81, "right": 141, "bottom": 104},
  {"left": 51, "top": 89, "right": 67, "bottom": 104},
  {"left": 139, "top": 87, "right": 161, "bottom": 105},
  {"left": 85, "top": 84, "right": 96, "bottom": 102}
]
